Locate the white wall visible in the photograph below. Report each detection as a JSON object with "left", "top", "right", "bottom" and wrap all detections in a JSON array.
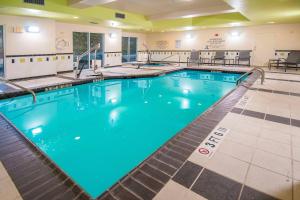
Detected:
[
  {"left": 0, "top": 15, "right": 57, "bottom": 79},
  {"left": 146, "top": 24, "right": 300, "bottom": 66}
]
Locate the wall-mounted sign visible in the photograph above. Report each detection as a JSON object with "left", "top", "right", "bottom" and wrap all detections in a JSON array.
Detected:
[
  {"left": 206, "top": 33, "right": 225, "bottom": 49},
  {"left": 56, "top": 32, "right": 70, "bottom": 51},
  {"left": 156, "top": 40, "right": 169, "bottom": 50}
]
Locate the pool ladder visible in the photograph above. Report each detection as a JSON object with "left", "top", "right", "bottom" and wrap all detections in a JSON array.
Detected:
[
  {"left": 0, "top": 77, "right": 36, "bottom": 103},
  {"left": 236, "top": 67, "right": 265, "bottom": 86},
  {"left": 75, "top": 43, "right": 103, "bottom": 79}
]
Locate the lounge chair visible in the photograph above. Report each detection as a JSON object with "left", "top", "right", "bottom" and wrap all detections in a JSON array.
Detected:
[
  {"left": 187, "top": 50, "right": 200, "bottom": 66},
  {"left": 211, "top": 51, "right": 226, "bottom": 65},
  {"left": 236, "top": 51, "right": 251, "bottom": 66},
  {"left": 269, "top": 51, "right": 300, "bottom": 72}
]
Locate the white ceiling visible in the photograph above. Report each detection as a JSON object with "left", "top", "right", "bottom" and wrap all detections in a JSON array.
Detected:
[{"left": 70, "top": 0, "right": 235, "bottom": 20}]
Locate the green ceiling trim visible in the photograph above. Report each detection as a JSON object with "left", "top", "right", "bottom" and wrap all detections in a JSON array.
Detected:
[
  {"left": 0, "top": 0, "right": 299, "bottom": 32},
  {"left": 0, "top": 0, "right": 152, "bottom": 28},
  {"left": 192, "top": 12, "right": 249, "bottom": 26}
]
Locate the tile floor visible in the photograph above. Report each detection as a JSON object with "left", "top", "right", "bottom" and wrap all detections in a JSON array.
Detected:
[{"left": 155, "top": 70, "right": 300, "bottom": 200}]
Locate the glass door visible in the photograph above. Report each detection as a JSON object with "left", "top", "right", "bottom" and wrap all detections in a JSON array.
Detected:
[
  {"left": 122, "top": 37, "right": 137, "bottom": 63},
  {"left": 0, "top": 26, "right": 4, "bottom": 77},
  {"left": 90, "top": 33, "right": 104, "bottom": 67},
  {"left": 129, "top": 37, "right": 137, "bottom": 62},
  {"left": 122, "top": 37, "right": 129, "bottom": 62},
  {"left": 73, "top": 32, "right": 89, "bottom": 69}
]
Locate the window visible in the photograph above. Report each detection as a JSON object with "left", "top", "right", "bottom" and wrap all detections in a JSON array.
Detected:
[{"left": 122, "top": 37, "right": 137, "bottom": 62}]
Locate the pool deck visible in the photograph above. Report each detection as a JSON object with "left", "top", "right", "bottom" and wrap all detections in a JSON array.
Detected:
[{"left": 0, "top": 65, "right": 300, "bottom": 200}]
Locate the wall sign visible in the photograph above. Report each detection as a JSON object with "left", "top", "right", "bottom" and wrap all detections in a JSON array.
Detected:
[
  {"left": 156, "top": 40, "right": 169, "bottom": 50},
  {"left": 206, "top": 33, "right": 225, "bottom": 49},
  {"left": 56, "top": 32, "right": 70, "bottom": 51}
]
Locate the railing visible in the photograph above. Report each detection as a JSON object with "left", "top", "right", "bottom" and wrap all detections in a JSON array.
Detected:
[
  {"left": 75, "top": 43, "right": 101, "bottom": 79},
  {"left": 236, "top": 67, "right": 265, "bottom": 86},
  {"left": 143, "top": 43, "right": 152, "bottom": 64},
  {"left": 158, "top": 54, "right": 181, "bottom": 66},
  {"left": 0, "top": 77, "right": 36, "bottom": 103}
]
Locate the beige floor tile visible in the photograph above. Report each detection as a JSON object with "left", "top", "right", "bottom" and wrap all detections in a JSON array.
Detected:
[
  {"left": 217, "top": 113, "right": 241, "bottom": 129},
  {"left": 205, "top": 152, "right": 249, "bottom": 183},
  {"left": 263, "top": 120, "right": 292, "bottom": 135},
  {"left": 290, "top": 127, "right": 300, "bottom": 136},
  {"left": 0, "top": 162, "right": 9, "bottom": 180},
  {"left": 188, "top": 150, "right": 210, "bottom": 168},
  {"left": 256, "top": 138, "right": 291, "bottom": 158},
  {"left": 153, "top": 180, "right": 207, "bottom": 200},
  {"left": 293, "top": 146, "right": 300, "bottom": 161},
  {"left": 225, "top": 130, "right": 258, "bottom": 148},
  {"left": 217, "top": 140, "right": 254, "bottom": 163},
  {"left": 292, "top": 135, "right": 300, "bottom": 148},
  {"left": 267, "top": 107, "right": 291, "bottom": 118},
  {"left": 232, "top": 119, "right": 262, "bottom": 137},
  {"left": 252, "top": 149, "right": 292, "bottom": 177},
  {"left": 260, "top": 128, "right": 291, "bottom": 145},
  {"left": 293, "top": 160, "right": 300, "bottom": 181},
  {"left": 245, "top": 165, "right": 292, "bottom": 200},
  {"left": 0, "top": 178, "right": 22, "bottom": 200}
]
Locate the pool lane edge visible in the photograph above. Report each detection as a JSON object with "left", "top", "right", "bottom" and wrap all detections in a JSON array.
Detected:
[{"left": 0, "top": 69, "right": 258, "bottom": 200}]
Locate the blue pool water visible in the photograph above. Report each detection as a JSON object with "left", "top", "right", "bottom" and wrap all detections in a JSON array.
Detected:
[
  {"left": 142, "top": 63, "right": 166, "bottom": 67},
  {"left": 0, "top": 70, "right": 242, "bottom": 198}
]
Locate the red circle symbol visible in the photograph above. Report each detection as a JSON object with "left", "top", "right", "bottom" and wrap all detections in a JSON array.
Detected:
[{"left": 198, "top": 148, "right": 209, "bottom": 155}]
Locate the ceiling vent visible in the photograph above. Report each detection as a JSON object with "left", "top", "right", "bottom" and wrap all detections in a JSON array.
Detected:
[
  {"left": 24, "top": 0, "right": 45, "bottom": 5},
  {"left": 115, "top": 13, "right": 125, "bottom": 19},
  {"left": 90, "top": 21, "right": 99, "bottom": 24}
]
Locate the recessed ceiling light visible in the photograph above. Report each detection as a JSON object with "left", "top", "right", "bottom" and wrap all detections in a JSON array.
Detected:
[
  {"left": 28, "top": 9, "right": 41, "bottom": 14},
  {"left": 230, "top": 22, "right": 241, "bottom": 27},
  {"left": 184, "top": 26, "right": 193, "bottom": 31},
  {"left": 268, "top": 21, "right": 275, "bottom": 24},
  {"left": 73, "top": 16, "right": 79, "bottom": 19},
  {"left": 231, "top": 31, "right": 240, "bottom": 37}
]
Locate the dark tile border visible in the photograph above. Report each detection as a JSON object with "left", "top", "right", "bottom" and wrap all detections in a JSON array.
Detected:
[
  {"left": 251, "top": 87, "right": 300, "bottom": 97},
  {"left": 242, "top": 109, "right": 266, "bottom": 119},
  {"left": 231, "top": 107, "right": 300, "bottom": 128},
  {"left": 0, "top": 69, "right": 258, "bottom": 200},
  {"left": 266, "top": 77, "right": 300, "bottom": 83}
]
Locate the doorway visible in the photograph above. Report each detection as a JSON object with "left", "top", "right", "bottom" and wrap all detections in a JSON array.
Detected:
[
  {"left": 122, "top": 37, "right": 137, "bottom": 63},
  {"left": 73, "top": 32, "right": 104, "bottom": 69}
]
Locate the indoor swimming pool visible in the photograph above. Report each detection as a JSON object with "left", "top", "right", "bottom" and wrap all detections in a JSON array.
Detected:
[{"left": 0, "top": 70, "right": 243, "bottom": 198}]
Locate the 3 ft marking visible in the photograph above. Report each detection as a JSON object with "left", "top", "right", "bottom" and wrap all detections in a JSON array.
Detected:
[{"left": 197, "top": 126, "right": 229, "bottom": 158}]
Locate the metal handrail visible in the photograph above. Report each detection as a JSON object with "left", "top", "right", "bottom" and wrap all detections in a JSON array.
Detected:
[
  {"left": 0, "top": 77, "right": 36, "bottom": 103},
  {"left": 236, "top": 67, "right": 265, "bottom": 86},
  {"left": 76, "top": 43, "right": 101, "bottom": 79},
  {"left": 154, "top": 54, "right": 181, "bottom": 66},
  {"left": 143, "top": 43, "right": 152, "bottom": 64}
]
